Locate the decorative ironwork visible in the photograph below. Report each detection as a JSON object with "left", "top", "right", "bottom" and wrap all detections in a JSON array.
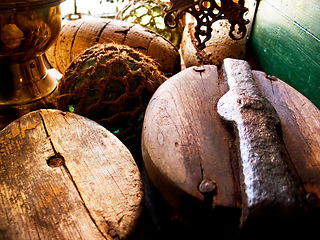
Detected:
[{"left": 164, "top": 0, "right": 249, "bottom": 49}]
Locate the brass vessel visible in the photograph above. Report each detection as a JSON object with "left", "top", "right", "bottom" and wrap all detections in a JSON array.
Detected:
[{"left": 0, "top": 0, "right": 64, "bottom": 129}]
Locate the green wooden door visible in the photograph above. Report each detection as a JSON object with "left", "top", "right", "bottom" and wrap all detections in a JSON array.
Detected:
[{"left": 249, "top": 0, "right": 320, "bottom": 109}]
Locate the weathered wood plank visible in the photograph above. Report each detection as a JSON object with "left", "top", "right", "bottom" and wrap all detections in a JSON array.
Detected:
[
  {"left": 0, "top": 109, "right": 143, "bottom": 239},
  {"left": 142, "top": 59, "right": 320, "bottom": 237}
]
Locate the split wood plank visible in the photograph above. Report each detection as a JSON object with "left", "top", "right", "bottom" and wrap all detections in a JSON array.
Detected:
[{"left": 0, "top": 109, "right": 143, "bottom": 240}]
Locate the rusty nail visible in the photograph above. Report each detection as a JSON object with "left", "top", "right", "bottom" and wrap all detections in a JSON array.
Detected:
[
  {"left": 199, "top": 179, "right": 217, "bottom": 194},
  {"left": 193, "top": 65, "right": 205, "bottom": 72},
  {"left": 306, "top": 193, "right": 319, "bottom": 206},
  {"left": 266, "top": 75, "right": 277, "bottom": 81}
]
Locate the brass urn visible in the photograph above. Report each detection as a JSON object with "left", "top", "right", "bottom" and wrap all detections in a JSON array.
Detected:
[{"left": 0, "top": 0, "right": 64, "bottom": 129}]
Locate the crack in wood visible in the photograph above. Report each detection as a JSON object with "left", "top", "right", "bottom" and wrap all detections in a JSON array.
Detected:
[
  {"left": 121, "top": 25, "right": 134, "bottom": 45},
  {"left": 38, "top": 111, "right": 114, "bottom": 240}
]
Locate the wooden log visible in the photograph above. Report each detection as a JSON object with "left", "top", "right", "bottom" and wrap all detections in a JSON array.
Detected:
[
  {"left": 46, "top": 19, "right": 85, "bottom": 73},
  {"left": 45, "top": 18, "right": 180, "bottom": 76},
  {"left": 0, "top": 109, "right": 143, "bottom": 240}
]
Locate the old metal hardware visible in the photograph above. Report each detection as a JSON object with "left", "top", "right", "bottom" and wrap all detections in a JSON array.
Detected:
[{"left": 164, "top": 0, "right": 249, "bottom": 49}]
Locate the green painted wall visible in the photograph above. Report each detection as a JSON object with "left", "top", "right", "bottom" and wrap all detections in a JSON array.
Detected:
[{"left": 250, "top": 0, "right": 320, "bottom": 108}]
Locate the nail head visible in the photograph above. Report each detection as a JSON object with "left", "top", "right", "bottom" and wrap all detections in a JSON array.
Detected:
[
  {"left": 193, "top": 66, "right": 205, "bottom": 72},
  {"left": 199, "top": 179, "right": 216, "bottom": 194}
]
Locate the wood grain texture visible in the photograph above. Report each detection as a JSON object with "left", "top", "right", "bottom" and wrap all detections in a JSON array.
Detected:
[
  {"left": 250, "top": 0, "right": 320, "bottom": 108},
  {"left": 46, "top": 20, "right": 85, "bottom": 72},
  {"left": 142, "top": 65, "right": 241, "bottom": 214},
  {"left": 253, "top": 70, "right": 320, "bottom": 206},
  {"left": 0, "top": 109, "right": 143, "bottom": 240}
]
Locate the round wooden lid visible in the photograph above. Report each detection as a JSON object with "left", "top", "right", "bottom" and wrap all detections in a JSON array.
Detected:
[{"left": 0, "top": 109, "right": 143, "bottom": 239}]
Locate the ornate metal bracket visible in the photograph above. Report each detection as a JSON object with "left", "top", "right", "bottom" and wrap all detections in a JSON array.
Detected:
[{"left": 164, "top": 0, "right": 249, "bottom": 49}]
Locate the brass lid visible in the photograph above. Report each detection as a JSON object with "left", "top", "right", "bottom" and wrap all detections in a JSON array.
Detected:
[{"left": 0, "top": 0, "right": 65, "bottom": 10}]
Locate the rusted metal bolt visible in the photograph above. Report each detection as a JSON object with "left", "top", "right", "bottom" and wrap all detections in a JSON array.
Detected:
[{"left": 199, "top": 179, "right": 217, "bottom": 194}]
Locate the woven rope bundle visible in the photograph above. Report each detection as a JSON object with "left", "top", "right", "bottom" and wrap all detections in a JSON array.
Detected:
[{"left": 58, "top": 43, "right": 166, "bottom": 148}]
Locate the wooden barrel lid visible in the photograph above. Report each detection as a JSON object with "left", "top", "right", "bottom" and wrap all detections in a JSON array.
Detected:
[{"left": 0, "top": 109, "right": 143, "bottom": 239}]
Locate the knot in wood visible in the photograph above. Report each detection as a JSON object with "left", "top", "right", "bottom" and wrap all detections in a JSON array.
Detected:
[
  {"left": 47, "top": 155, "right": 65, "bottom": 168},
  {"left": 108, "top": 229, "right": 119, "bottom": 239}
]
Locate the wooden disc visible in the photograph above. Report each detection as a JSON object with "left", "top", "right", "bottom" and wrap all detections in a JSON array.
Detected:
[
  {"left": 142, "top": 65, "right": 241, "bottom": 214},
  {"left": 142, "top": 63, "right": 320, "bottom": 225},
  {"left": 0, "top": 109, "right": 143, "bottom": 240}
]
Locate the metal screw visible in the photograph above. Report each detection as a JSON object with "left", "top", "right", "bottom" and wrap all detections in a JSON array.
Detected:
[
  {"left": 193, "top": 65, "right": 205, "bottom": 72},
  {"left": 199, "top": 179, "right": 217, "bottom": 194},
  {"left": 266, "top": 75, "right": 277, "bottom": 81}
]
